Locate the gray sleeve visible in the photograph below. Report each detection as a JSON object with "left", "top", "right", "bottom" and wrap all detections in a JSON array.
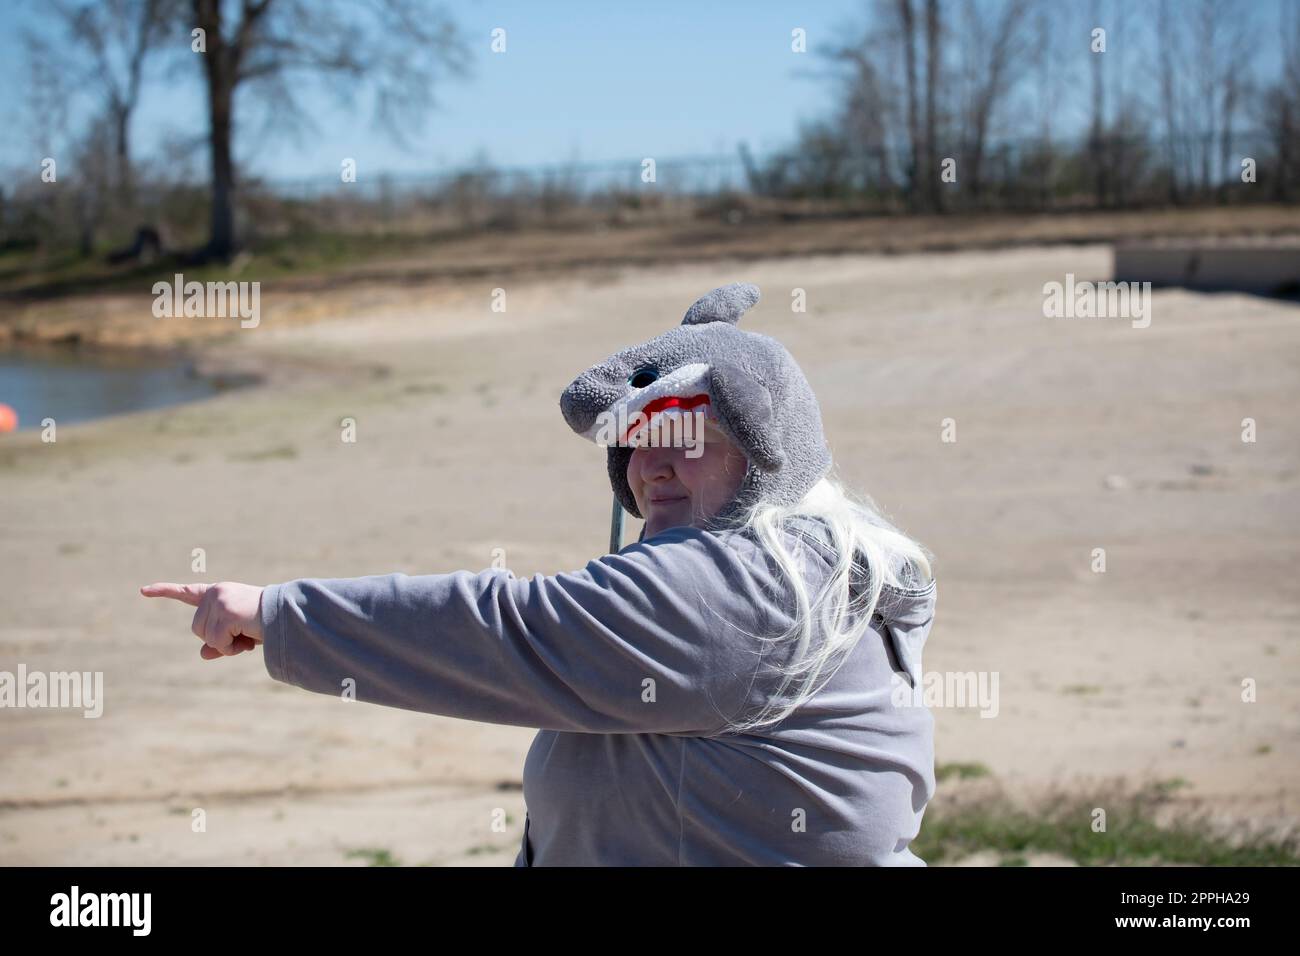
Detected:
[{"left": 259, "top": 527, "right": 798, "bottom": 735}]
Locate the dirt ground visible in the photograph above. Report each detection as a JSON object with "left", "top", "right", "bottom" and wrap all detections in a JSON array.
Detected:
[
  {"left": 1, "top": 243, "right": 1297, "bottom": 864},
  {"left": 6, "top": 204, "right": 1300, "bottom": 350}
]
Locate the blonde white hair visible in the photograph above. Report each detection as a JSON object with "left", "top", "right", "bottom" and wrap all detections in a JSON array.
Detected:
[{"left": 708, "top": 471, "right": 934, "bottom": 736}]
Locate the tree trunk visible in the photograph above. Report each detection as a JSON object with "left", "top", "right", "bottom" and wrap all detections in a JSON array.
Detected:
[
  {"left": 1277, "top": 98, "right": 1294, "bottom": 202},
  {"left": 924, "top": 0, "right": 941, "bottom": 211},
  {"left": 113, "top": 103, "right": 134, "bottom": 206},
  {"left": 195, "top": 0, "right": 237, "bottom": 261},
  {"left": 206, "top": 73, "right": 236, "bottom": 260},
  {"left": 898, "top": 0, "right": 921, "bottom": 211},
  {"left": 1090, "top": 0, "right": 1107, "bottom": 207},
  {"left": 968, "top": 105, "right": 987, "bottom": 200},
  {"left": 1157, "top": 0, "right": 1181, "bottom": 204}
]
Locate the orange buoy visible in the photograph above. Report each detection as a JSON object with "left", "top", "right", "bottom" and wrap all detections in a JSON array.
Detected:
[{"left": 0, "top": 403, "right": 17, "bottom": 433}]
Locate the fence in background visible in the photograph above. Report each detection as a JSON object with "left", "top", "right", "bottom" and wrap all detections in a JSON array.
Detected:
[{"left": 2, "top": 130, "right": 1297, "bottom": 255}]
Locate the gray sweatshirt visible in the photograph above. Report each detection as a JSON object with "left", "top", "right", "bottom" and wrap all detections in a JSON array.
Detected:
[{"left": 258, "top": 517, "right": 938, "bottom": 866}]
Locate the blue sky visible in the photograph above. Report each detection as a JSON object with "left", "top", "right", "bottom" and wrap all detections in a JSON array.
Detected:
[
  {"left": 0, "top": 0, "right": 1294, "bottom": 183},
  {"left": 0, "top": 0, "right": 866, "bottom": 180}
]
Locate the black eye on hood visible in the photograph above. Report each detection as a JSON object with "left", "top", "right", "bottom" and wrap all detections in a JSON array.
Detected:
[{"left": 628, "top": 365, "right": 659, "bottom": 389}]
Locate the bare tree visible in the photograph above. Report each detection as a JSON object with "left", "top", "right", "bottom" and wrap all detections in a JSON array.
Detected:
[
  {"left": 897, "top": 0, "right": 923, "bottom": 208},
  {"left": 1259, "top": 0, "right": 1300, "bottom": 199},
  {"left": 955, "top": 0, "right": 1031, "bottom": 202},
  {"left": 21, "top": 0, "right": 178, "bottom": 259},
  {"left": 1155, "top": 0, "right": 1185, "bottom": 201},
  {"left": 819, "top": 21, "right": 897, "bottom": 198},
  {"left": 1195, "top": 1, "right": 1218, "bottom": 189},
  {"left": 65, "top": 0, "right": 176, "bottom": 202},
  {"left": 21, "top": 35, "right": 75, "bottom": 163},
  {"left": 923, "top": 0, "right": 942, "bottom": 209},
  {"left": 838, "top": 49, "right": 897, "bottom": 194},
  {"left": 70, "top": 115, "right": 118, "bottom": 256},
  {"left": 1028, "top": 0, "right": 1069, "bottom": 207},
  {"left": 1087, "top": 0, "right": 1108, "bottom": 205},
  {"left": 21, "top": 27, "right": 78, "bottom": 253},
  {"left": 819, "top": 1, "right": 936, "bottom": 208},
  {"left": 878, "top": 0, "right": 945, "bottom": 210},
  {"left": 189, "top": 0, "right": 471, "bottom": 261},
  {"left": 1152, "top": 0, "right": 1259, "bottom": 201},
  {"left": 1210, "top": 1, "right": 1256, "bottom": 200}
]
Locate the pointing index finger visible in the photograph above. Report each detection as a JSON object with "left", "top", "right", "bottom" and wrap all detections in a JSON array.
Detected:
[{"left": 139, "top": 582, "right": 210, "bottom": 607}]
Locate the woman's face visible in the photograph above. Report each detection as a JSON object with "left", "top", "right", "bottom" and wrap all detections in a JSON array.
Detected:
[{"left": 626, "top": 422, "right": 749, "bottom": 538}]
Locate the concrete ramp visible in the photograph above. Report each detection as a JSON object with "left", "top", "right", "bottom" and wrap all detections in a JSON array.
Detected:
[{"left": 1114, "top": 238, "right": 1300, "bottom": 295}]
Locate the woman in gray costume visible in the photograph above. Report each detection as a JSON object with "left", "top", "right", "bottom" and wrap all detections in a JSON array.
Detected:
[{"left": 141, "top": 282, "right": 937, "bottom": 866}]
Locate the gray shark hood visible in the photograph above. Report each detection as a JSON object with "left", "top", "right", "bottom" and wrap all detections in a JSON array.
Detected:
[{"left": 559, "top": 282, "right": 833, "bottom": 532}]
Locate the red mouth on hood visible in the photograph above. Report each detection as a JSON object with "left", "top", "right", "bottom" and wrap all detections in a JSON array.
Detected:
[{"left": 622, "top": 393, "right": 711, "bottom": 444}]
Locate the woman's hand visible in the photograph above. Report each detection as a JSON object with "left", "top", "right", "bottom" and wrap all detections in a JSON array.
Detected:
[{"left": 140, "top": 581, "right": 265, "bottom": 660}]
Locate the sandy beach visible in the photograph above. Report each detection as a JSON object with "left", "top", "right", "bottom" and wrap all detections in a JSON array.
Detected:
[{"left": 2, "top": 243, "right": 1297, "bottom": 864}]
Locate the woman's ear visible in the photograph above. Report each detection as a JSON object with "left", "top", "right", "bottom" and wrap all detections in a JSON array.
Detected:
[{"left": 709, "top": 360, "right": 784, "bottom": 471}]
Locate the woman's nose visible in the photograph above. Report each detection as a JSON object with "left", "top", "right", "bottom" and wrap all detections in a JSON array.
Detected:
[{"left": 636, "top": 446, "right": 677, "bottom": 481}]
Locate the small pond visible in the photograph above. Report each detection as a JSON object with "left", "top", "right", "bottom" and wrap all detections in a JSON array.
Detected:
[{"left": 0, "top": 344, "right": 251, "bottom": 431}]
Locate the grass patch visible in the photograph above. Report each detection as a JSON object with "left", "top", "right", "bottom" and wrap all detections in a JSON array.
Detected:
[
  {"left": 401, "top": 381, "right": 447, "bottom": 396},
  {"left": 228, "top": 444, "right": 298, "bottom": 462},
  {"left": 0, "top": 231, "right": 422, "bottom": 300},
  {"left": 916, "top": 778, "right": 1300, "bottom": 866},
  {"left": 936, "top": 762, "right": 991, "bottom": 782},
  {"left": 344, "top": 847, "right": 402, "bottom": 867},
  {"left": 1148, "top": 777, "right": 1191, "bottom": 797}
]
